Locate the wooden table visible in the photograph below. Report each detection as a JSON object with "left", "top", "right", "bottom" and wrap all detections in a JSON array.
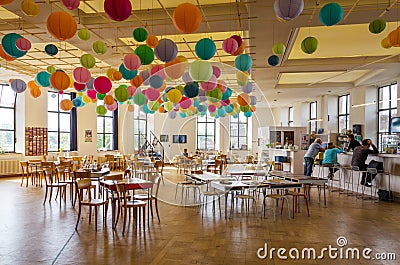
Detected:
[{"left": 100, "top": 178, "right": 153, "bottom": 229}]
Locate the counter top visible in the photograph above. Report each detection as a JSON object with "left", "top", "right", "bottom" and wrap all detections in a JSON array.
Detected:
[{"left": 339, "top": 153, "right": 399, "bottom": 158}]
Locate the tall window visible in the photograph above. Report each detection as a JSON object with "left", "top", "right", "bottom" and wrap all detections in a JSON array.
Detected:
[
  {"left": 0, "top": 84, "right": 16, "bottom": 152},
  {"left": 48, "top": 91, "right": 76, "bottom": 152},
  {"left": 338, "top": 94, "right": 350, "bottom": 133},
  {"left": 288, "top": 107, "right": 294, "bottom": 126},
  {"left": 134, "top": 107, "right": 147, "bottom": 150},
  {"left": 97, "top": 102, "right": 118, "bottom": 150},
  {"left": 197, "top": 113, "right": 215, "bottom": 150},
  {"left": 378, "top": 83, "right": 398, "bottom": 150},
  {"left": 309, "top": 101, "right": 317, "bottom": 134},
  {"left": 230, "top": 112, "right": 248, "bottom": 150}
]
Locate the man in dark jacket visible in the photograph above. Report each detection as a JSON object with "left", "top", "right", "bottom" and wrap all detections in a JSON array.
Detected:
[
  {"left": 351, "top": 139, "right": 379, "bottom": 186},
  {"left": 346, "top": 134, "right": 361, "bottom": 151}
]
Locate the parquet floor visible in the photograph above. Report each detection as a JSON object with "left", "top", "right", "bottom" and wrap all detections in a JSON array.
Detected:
[{"left": 0, "top": 167, "right": 399, "bottom": 264}]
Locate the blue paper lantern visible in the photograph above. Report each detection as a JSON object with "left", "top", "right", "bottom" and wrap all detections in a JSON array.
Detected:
[
  {"left": 2, "top": 33, "right": 27, "bottom": 58},
  {"left": 45, "top": 44, "right": 58, "bottom": 56},
  {"left": 268, "top": 55, "right": 280, "bottom": 66},
  {"left": 142, "top": 104, "right": 152, "bottom": 114},
  {"left": 224, "top": 104, "right": 234, "bottom": 113},
  {"left": 195, "top": 38, "right": 216, "bottom": 60},
  {"left": 244, "top": 111, "right": 252, "bottom": 118},
  {"left": 183, "top": 82, "right": 199, "bottom": 98},
  {"left": 234, "top": 54, "right": 252, "bottom": 71},
  {"left": 72, "top": 97, "right": 82, "bottom": 107},
  {"left": 221, "top": 87, "right": 232, "bottom": 101},
  {"left": 154, "top": 39, "right": 178, "bottom": 63},
  {"left": 217, "top": 107, "right": 225, "bottom": 117},
  {"left": 179, "top": 112, "right": 186, "bottom": 118},
  {"left": 35, "top": 71, "right": 51, "bottom": 87},
  {"left": 149, "top": 75, "right": 163, "bottom": 89},
  {"left": 319, "top": 2, "right": 343, "bottom": 26},
  {"left": 197, "top": 105, "right": 206, "bottom": 112},
  {"left": 119, "top": 63, "right": 138, "bottom": 80}
]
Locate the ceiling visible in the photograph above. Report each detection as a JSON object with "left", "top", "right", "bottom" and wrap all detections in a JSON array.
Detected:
[{"left": 0, "top": 0, "right": 399, "bottom": 108}]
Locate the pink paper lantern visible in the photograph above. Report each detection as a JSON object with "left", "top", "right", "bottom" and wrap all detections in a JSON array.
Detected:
[
  {"left": 218, "top": 80, "right": 227, "bottom": 93},
  {"left": 86, "top": 89, "right": 97, "bottom": 99},
  {"left": 106, "top": 101, "right": 118, "bottom": 111},
  {"left": 123, "top": 54, "right": 141, "bottom": 71},
  {"left": 180, "top": 97, "right": 192, "bottom": 109},
  {"left": 144, "top": 88, "right": 160, "bottom": 101},
  {"left": 94, "top": 76, "right": 112, "bottom": 94},
  {"left": 150, "top": 65, "right": 166, "bottom": 80},
  {"left": 73, "top": 67, "right": 91, "bottom": 84},
  {"left": 62, "top": 0, "right": 80, "bottom": 10},
  {"left": 222, "top": 38, "right": 238, "bottom": 54},
  {"left": 208, "top": 104, "right": 216, "bottom": 112},
  {"left": 212, "top": 66, "right": 221, "bottom": 78},
  {"left": 74, "top": 82, "right": 86, "bottom": 91},
  {"left": 104, "top": 0, "right": 132, "bottom": 21},
  {"left": 200, "top": 75, "right": 217, "bottom": 91},
  {"left": 127, "top": 86, "right": 136, "bottom": 97},
  {"left": 15, "top": 38, "right": 31, "bottom": 52}
]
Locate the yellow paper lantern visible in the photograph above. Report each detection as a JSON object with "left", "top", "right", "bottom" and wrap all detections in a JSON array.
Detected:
[
  {"left": 21, "top": 0, "right": 40, "bottom": 17},
  {"left": 167, "top": 89, "right": 182, "bottom": 103}
]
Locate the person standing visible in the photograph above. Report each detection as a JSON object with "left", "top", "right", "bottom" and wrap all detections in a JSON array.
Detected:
[
  {"left": 322, "top": 142, "right": 343, "bottom": 179},
  {"left": 304, "top": 138, "right": 325, "bottom": 176},
  {"left": 346, "top": 134, "right": 361, "bottom": 151}
]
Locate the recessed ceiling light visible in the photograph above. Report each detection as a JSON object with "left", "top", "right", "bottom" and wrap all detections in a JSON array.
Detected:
[
  {"left": 328, "top": 90, "right": 332, "bottom": 92},
  {"left": 273, "top": 99, "right": 277, "bottom": 102},
  {"left": 277, "top": 92, "right": 281, "bottom": 94}
]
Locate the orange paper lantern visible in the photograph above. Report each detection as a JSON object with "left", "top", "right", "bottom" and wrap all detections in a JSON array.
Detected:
[
  {"left": 27, "top": 80, "right": 39, "bottom": 90},
  {"left": 47, "top": 11, "right": 77, "bottom": 41},
  {"left": 146, "top": 35, "right": 159, "bottom": 48},
  {"left": 112, "top": 71, "right": 122, "bottom": 81},
  {"left": 30, "top": 87, "right": 41, "bottom": 98},
  {"left": 60, "top": 99, "right": 73, "bottom": 111},
  {"left": 172, "top": 3, "right": 202, "bottom": 34},
  {"left": 50, "top": 71, "right": 70, "bottom": 91},
  {"left": 127, "top": 104, "right": 134, "bottom": 112},
  {"left": 104, "top": 95, "right": 115, "bottom": 105},
  {"left": 0, "top": 0, "right": 14, "bottom": 5},
  {"left": 387, "top": 26, "right": 400, "bottom": 47},
  {"left": 158, "top": 106, "right": 165, "bottom": 113},
  {"left": 232, "top": 42, "right": 245, "bottom": 56},
  {"left": 130, "top": 75, "right": 143, "bottom": 88},
  {"left": 0, "top": 44, "right": 16, "bottom": 61},
  {"left": 237, "top": 93, "right": 250, "bottom": 106}
]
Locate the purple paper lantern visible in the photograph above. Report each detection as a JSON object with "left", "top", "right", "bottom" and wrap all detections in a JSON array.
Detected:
[
  {"left": 242, "top": 82, "right": 253, "bottom": 93},
  {"left": 104, "top": 0, "right": 132, "bottom": 21},
  {"left": 139, "top": 70, "right": 150, "bottom": 86},
  {"left": 11, "top": 79, "right": 27, "bottom": 93},
  {"left": 274, "top": 0, "right": 304, "bottom": 21},
  {"left": 154, "top": 39, "right": 178, "bottom": 63},
  {"left": 182, "top": 72, "right": 193, "bottom": 84}
]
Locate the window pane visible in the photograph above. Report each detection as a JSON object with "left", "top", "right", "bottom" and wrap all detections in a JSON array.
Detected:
[
  {"left": 230, "top": 123, "right": 238, "bottom": 137},
  {"left": 206, "top": 136, "right": 215, "bottom": 150},
  {"left": 231, "top": 137, "right": 238, "bottom": 149},
  {"left": 239, "top": 123, "right": 247, "bottom": 137},
  {"left": 379, "top": 86, "right": 390, "bottom": 109},
  {"left": 310, "top": 102, "right": 317, "bottom": 119},
  {"left": 339, "top": 96, "right": 347, "bottom": 115},
  {"left": 310, "top": 121, "right": 317, "bottom": 134},
  {"left": 0, "top": 131, "right": 14, "bottom": 151},
  {"left": 104, "top": 117, "right": 113, "bottom": 133},
  {"left": 391, "top": 84, "right": 397, "bottom": 109},
  {"left": 338, "top": 116, "right": 347, "bottom": 133},
  {"left": 59, "top": 113, "right": 70, "bottom": 132},
  {"left": 197, "top": 115, "right": 206, "bottom": 122},
  {"left": 239, "top": 137, "right": 247, "bottom": 149},
  {"left": 97, "top": 117, "right": 104, "bottom": 133},
  {"left": 0, "top": 108, "right": 14, "bottom": 130},
  {"left": 48, "top": 132, "right": 58, "bottom": 151},
  {"left": 239, "top": 113, "right": 247, "bottom": 123},
  {"left": 0, "top": 85, "right": 16, "bottom": 107},
  {"left": 346, "top": 95, "right": 350, "bottom": 113},
  {"left": 48, "top": 113, "right": 59, "bottom": 131},
  {"left": 197, "top": 135, "right": 206, "bottom": 149},
  {"left": 97, "top": 134, "right": 104, "bottom": 149},
  {"left": 60, "top": 133, "right": 70, "bottom": 151},
  {"left": 207, "top": 123, "right": 215, "bottom": 135},
  {"left": 198, "top": 123, "right": 206, "bottom": 135},
  {"left": 379, "top": 110, "right": 390, "bottom": 132},
  {"left": 48, "top": 93, "right": 59, "bottom": 111},
  {"left": 104, "top": 134, "right": 112, "bottom": 150},
  {"left": 289, "top": 107, "right": 293, "bottom": 121}
]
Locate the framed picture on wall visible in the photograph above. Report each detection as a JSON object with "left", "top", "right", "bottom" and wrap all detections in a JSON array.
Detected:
[
  {"left": 160, "top": 135, "right": 168, "bottom": 142},
  {"left": 85, "top": 129, "right": 92, "bottom": 142}
]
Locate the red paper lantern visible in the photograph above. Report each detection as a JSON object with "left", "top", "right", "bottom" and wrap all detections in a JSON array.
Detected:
[
  {"left": 104, "top": 0, "right": 132, "bottom": 21},
  {"left": 62, "top": 0, "right": 80, "bottom": 10}
]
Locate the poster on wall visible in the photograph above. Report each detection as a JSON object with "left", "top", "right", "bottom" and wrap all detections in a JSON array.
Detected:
[{"left": 85, "top": 129, "right": 92, "bottom": 142}]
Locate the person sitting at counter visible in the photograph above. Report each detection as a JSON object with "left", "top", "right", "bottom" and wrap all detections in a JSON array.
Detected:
[
  {"left": 346, "top": 134, "right": 361, "bottom": 152},
  {"left": 351, "top": 139, "right": 379, "bottom": 186},
  {"left": 322, "top": 142, "right": 343, "bottom": 179},
  {"left": 304, "top": 138, "right": 325, "bottom": 176}
]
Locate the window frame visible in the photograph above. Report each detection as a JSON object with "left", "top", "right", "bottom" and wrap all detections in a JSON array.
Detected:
[
  {"left": 0, "top": 84, "right": 16, "bottom": 153},
  {"left": 377, "top": 83, "right": 398, "bottom": 151},
  {"left": 309, "top": 101, "right": 317, "bottom": 134},
  {"left": 134, "top": 107, "right": 147, "bottom": 151},
  {"left": 229, "top": 112, "right": 248, "bottom": 150},
  {"left": 338, "top": 94, "right": 350, "bottom": 133},
  {"left": 288, "top": 106, "right": 294, "bottom": 127},
  {"left": 197, "top": 113, "right": 216, "bottom": 151}
]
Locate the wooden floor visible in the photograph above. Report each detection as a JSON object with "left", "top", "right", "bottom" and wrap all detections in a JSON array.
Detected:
[{"left": 0, "top": 167, "right": 399, "bottom": 265}]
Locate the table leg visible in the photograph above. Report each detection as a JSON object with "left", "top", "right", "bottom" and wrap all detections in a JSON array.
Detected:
[
  {"left": 225, "top": 192, "right": 228, "bottom": 219},
  {"left": 323, "top": 183, "right": 327, "bottom": 207},
  {"left": 111, "top": 190, "right": 116, "bottom": 229}
]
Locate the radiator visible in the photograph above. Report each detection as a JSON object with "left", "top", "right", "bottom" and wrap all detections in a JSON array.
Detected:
[{"left": 0, "top": 160, "right": 21, "bottom": 175}]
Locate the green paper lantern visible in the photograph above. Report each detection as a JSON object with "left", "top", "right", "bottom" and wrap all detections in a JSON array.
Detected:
[
  {"left": 134, "top": 45, "right": 154, "bottom": 65},
  {"left": 240, "top": 105, "right": 250, "bottom": 112},
  {"left": 92, "top": 41, "right": 107, "bottom": 55},
  {"left": 80, "top": 54, "right": 96, "bottom": 69},
  {"left": 78, "top": 29, "right": 91, "bottom": 41},
  {"left": 148, "top": 101, "right": 159, "bottom": 111},
  {"left": 206, "top": 88, "right": 222, "bottom": 103},
  {"left": 133, "top": 28, "right": 148, "bottom": 42},
  {"left": 189, "top": 60, "right": 212, "bottom": 82},
  {"left": 319, "top": 2, "right": 343, "bottom": 26},
  {"left": 301, "top": 36, "right": 318, "bottom": 54},
  {"left": 97, "top": 93, "right": 106, "bottom": 100},
  {"left": 133, "top": 92, "right": 147, "bottom": 106},
  {"left": 195, "top": 38, "right": 216, "bottom": 60},
  {"left": 369, "top": 19, "right": 386, "bottom": 34},
  {"left": 47, "top": 66, "right": 56, "bottom": 73},
  {"left": 96, "top": 105, "right": 107, "bottom": 115},
  {"left": 272, "top": 42, "right": 286, "bottom": 55},
  {"left": 114, "top": 86, "right": 129, "bottom": 102},
  {"left": 164, "top": 101, "right": 174, "bottom": 111}
]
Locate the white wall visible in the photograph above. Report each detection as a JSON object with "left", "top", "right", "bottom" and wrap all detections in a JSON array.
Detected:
[{"left": 77, "top": 102, "right": 97, "bottom": 156}]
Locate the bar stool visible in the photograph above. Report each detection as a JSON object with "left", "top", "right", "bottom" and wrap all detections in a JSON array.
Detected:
[
  {"left": 351, "top": 166, "right": 369, "bottom": 199},
  {"left": 340, "top": 166, "right": 353, "bottom": 195}
]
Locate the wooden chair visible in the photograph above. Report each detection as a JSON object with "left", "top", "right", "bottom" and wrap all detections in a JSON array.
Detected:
[
  {"left": 73, "top": 171, "right": 96, "bottom": 207},
  {"left": 72, "top": 156, "right": 83, "bottom": 172},
  {"left": 20, "top": 161, "right": 30, "bottom": 187},
  {"left": 133, "top": 161, "right": 145, "bottom": 179},
  {"left": 105, "top": 155, "right": 117, "bottom": 171},
  {"left": 42, "top": 162, "right": 67, "bottom": 207},
  {"left": 27, "top": 159, "right": 44, "bottom": 187},
  {"left": 115, "top": 183, "right": 147, "bottom": 235},
  {"left": 57, "top": 162, "right": 74, "bottom": 201},
  {"left": 75, "top": 178, "right": 108, "bottom": 231},
  {"left": 283, "top": 189, "right": 310, "bottom": 218},
  {"left": 133, "top": 175, "right": 162, "bottom": 223}
]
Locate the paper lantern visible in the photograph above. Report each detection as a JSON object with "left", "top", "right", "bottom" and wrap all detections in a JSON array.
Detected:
[
  {"left": 145, "top": 88, "right": 160, "bottom": 101},
  {"left": 182, "top": 72, "right": 193, "bottom": 84},
  {"left": 106, "top": 102, "right": 117, "bottom": 111},
  {"left": 237, "top": 93, "right": 250, "bottom": 106},
  {"left": 206, "top": 88, "right": 222, "bottom": 103},
  {"left": 74, "top": 82, "right": 86, "bottom": 91},
  {"left": 217, "top": 80, "right": 227, "bottom": 93},
  {"left": 130, "top": 75, "right": 143, "bottom": 88},
  {"left": 173, "top": 3, "right": 202, "bottom": 34},
  {"left": 208, "top": 105, "right": 216, "bottom": 113},
  {"left": 45, "top": 44, "right": 58, "bottom": 56},
  {"left": 236, "top": 71, "right": 249, "bottom": 84},
  {"left": 50, "top": 71, "right": 70, "bottom": 92},
  {"left": 147, "top": 101, "right": 160, "bottom": 112},
  {"left": 46, "top": 66, "right": 56, "bottom": 74},
  {"left": 242, "top": 82, "right": 253, "bottom": 93},
  {"left": 195, "top": 38, "right": 216, "bottom": 60},
  {"left": 232, "top": 42, "right": 245, "bottom": 56},
  {"left": 139, "top": 70, "right": 151, "bottom": 85},
  {"left": 165, "top": 59, "right": 186, "bottom": 80},
  {"left": 128, "top": 105, "right": 135, "bottom": 112},
  {"left": 94, "top": 76, "right": 112, "bottom": 94},
  {"left": 0, "top": 0, "right": 14, "bottom": 5},
  {"left": 272, "top": 42, "right": 285, "bottom": 55},
  {"left": 92, "top": 41, "right": 107, "bottom": 55},
  {"left": 200, "top": 75, "right": 217, "bottom": 91},
  {"left": 77, "top": 29, "right": 90, "bottom": 40},
  {"left": 319, "top": 2, "right": 343, "bottom": 26},
  {"left": 369, "top": 19, "right": 386, "bottom": 34},
  {"left": 222, "top": 37, "right": 238, "bottom": 54},
  {"left": 133, "top": 28, "right": 148, "bottom": 42},
  {"left": 15, "top": 38, "right": 31, "bottom": 52},
  {"left": 119, "top": 63, "right": 138, "bottom": 80},
  {"left": 244, "top": 111, "right": 252, "bottom": 118},
  {"left": 47, "top": 11, "right": 77, "bottom": 41},
  {"left": 86, "top": 89, "right": 97, "bottom": 100},
  {"left": 123, "top": 54, "right": 141, "bottom": 71},
  {"left": 103, "top": 95, "right": 114, "bottom": 105},
  {"left": 30, "top": 87, "right": 41, "bottom": 98},
  {"left": 133, "top": 92, "right": 147, "bottom": 106},
  {"left": 189, "top": 60, "right": 212, "bottom": 82},
  {"left": 268, "top": 55, "right": 280, "bottom": 66},
  {"left": 11, "top": 79, "right": 27, "bottom": 93},
  {"left": 250, "top": 95, "right": 257, "bottom": 106},
  {"left": 149, "top": 75, "right": 163, "bottom": 89},
  {"left": 96, "top": 105, "right": 107, "bottom": 115},
  {"left": 62, "top": 0, "right": 80, "bottom": 10},
  {"left": 35, "top": 71, "right": 51, "bottom": 87},
  {"left": 221, "top": 87, "right": 232, "bottom": 101},
  {"left": 183, "top": 83, "right": 199, "bottom": 98},
  {"left": 2, "top": 33, "right": 27, "bottom": 58},
  {"left": 59, "top": 99, "right": 73, "bottom": 111},
  {"left": 73, "top": 67, "right": 91, "bottom": 84},
  {"left": 80, "top": 54, "right": 96, "bottom": 69},
  {"left": 154, "top": 39, "right": 178, "bottom": 63},
  {"left": 27, "top": 80, "right": 39, "bottom": 90},
  {"left": 146, "top": 35, "right": 159, "bottom": 48},
  {"left": 381, "top": 38, "right": 391, "bottom": 49},
  {"left": 167, "top": 89, "right": 182, "bottom": 103},
  {"left": 240, "top": 105, "right": 250, "bottom": 112},
  {"left": 179, "top": 97, "right": 192, "bottom": 109},
  {"left": 0, "top": 44, "right": 15, "bottom": 61},
  {"left": 274, "top": 0, "right": 304, "bottom": 21},
  {"left": 114, "top": 86, "right": 129, "bottom": 102},
  {"left": 134, "top": 45, "right": 154, "bottom": 65},
  {"left": 85, "top": 77, "right": 94, "bottom": 90},
  {"left": 234, "top": 54, "right": 252, "bottom": 71},
  {"left": 387, "top": 27, "right": 400, "bottom": 47},
  {"left": 150, "top": 65, "right": 165, "bottom": 80},
  {"left": 301, "top": 36, "right": 318, "bottom": 54},
  {"left": 127, "top": 86, "right": 136, "bottom": 97},
  {"left": 112, "top": 71, "right": 122, "bottom": 81},
  {"left": 21, "top": 0, "right": 40, "bottom": 17},
  {"left": 96, "top": 93, "right": 106, "bottom": 100},
  {"left": 104, "top": 0, "right": 131, "bottom": 21}
]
